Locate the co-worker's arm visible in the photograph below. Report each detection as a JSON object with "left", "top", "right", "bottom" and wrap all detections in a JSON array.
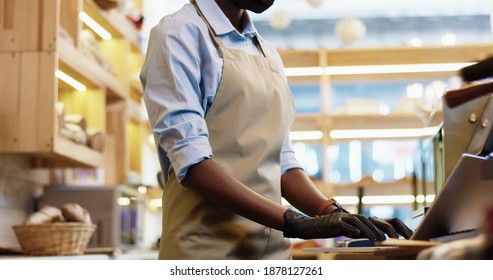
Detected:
[{"left": 181, "top": 158, "right": 287, "bottom": 231}]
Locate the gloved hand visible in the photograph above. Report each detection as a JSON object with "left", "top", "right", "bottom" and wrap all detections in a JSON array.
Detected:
[
  {"left": 368, "top": 216, "right": 413, "bottom": 239},
  {"left": 283, "top": 208, "right": 387, "bottom": 241}
]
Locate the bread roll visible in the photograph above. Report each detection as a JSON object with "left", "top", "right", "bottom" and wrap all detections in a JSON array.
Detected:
[
  {"left": 25, "top": 212, "right": 51, "bottom": 225},
  {"left": 61, "top": 203, "right": 92, "bottom": 224},
  {"left": 39, "top": 205, "right": 63, "bottom": 221},
  {"left": 25, "top": 205, "right": 63, "bottom": 225},
  {"left": 88, "top": 130, "right": 105, "bottom": 152}
]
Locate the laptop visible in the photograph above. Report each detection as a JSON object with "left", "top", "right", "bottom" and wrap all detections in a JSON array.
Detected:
[
  {"left": 304, "top": 153, "right": 493, "bottom": 253},
  {"left": 410, "top": 153, "right": 493, "bottom": 241}
]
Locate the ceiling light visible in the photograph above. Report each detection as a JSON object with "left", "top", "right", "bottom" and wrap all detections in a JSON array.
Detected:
[
  {"left": 284, "top": 62, "right": 474, "bottom": 77},
  {"left": 306, "top": 0, "right": 324, "bottom": 7},
  {"left": 270, "top": 11, "right": 291, "bottom": 30},
  {"left": 362, "top": 195, "right": 415, "bottom": 204},
  {"left": 441, "top": 32, "right": 457, "bottom": 46},
  {"left": 149, "top": 199, "right": 162, "bottom": 208},
  {"left": 290, "top": 130, "right": 323, "bottom": 140},
  {"left": 284, "top": 67, "right": 323, "bottom": 76},
  {"left": 406, "top": 83, "right": 425, "bottom": 99},
  {"left": 379, "top": 104, "right": 390, "bottom": 115},
  {"left": 137, "top": 186, "right": 147, "bottom": 194},
  {"left": 409, "top": 36, "right": 423, "bottom": 47},
  {"left": 330, "top": 127, "right": 441, "bottom": 139},
  {"left": 334, "top": 18, "right": 367, "bottom": 45},
  {"left": 332, "top": 196, "right": 360, "bottom": 205},
  {"left": 416, "top": 194, "right": 436, "bottom": 203},
  {"left": 117, "top": 197, "right": 131, "bottom": 206},
  {"left": 333, "top": 195, "right": 435, "bottom": 205},
  {"left": 55, "top": 70, "right": 86, "bottom": 92},
  {"left": 79, "top": 12, "right": 112, "bottom": 40}
]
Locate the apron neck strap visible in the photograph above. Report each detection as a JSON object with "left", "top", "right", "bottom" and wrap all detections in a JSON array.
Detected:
[
  {"left": 252, "top": 34, "right": 267, "bottom": 58},
  {"left": 191, "top": 0, "right": 225, "bottom": 49},
  {"left": 190, "top": 0, "right": 268, "bottom": 58}
]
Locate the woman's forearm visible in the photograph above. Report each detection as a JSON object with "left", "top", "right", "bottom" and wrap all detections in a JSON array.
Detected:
[
  {"left": 281, "top": 168, "right": 328, "bottom": 217},
  {"left": 181, "top": 158, "right": 287, "bottom": 230}
]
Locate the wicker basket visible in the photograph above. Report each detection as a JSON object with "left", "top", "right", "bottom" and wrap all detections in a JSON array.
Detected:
[{"left": 12, "top": 223, "right": 96, "bottom": 256}]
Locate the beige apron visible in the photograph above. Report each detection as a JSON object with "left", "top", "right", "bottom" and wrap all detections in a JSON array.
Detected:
[{"left": 158, "top": 2, "right": 296, "bottom": 260}]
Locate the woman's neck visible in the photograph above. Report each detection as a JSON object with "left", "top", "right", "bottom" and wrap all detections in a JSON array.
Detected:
[{"left": 215, "top": 0, "right": 245, "bottom": 32}]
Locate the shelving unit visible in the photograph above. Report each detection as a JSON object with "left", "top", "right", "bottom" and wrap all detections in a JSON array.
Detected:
[
  {"left": 281, "top": 44, "right": 493, "bottom": 133},
  {"left": 0, "top": 0, "right": 145, "bottom": 184},
  {"left": 282, "top": 44, "right": 493, "bottom": 129},
  {"left": 279, "top": 44, "right": 493, "bottom": 197}
]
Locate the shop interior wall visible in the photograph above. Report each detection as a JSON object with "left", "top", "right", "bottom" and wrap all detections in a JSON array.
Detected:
[{"left": 0, "top": 155, "right": 49, "bottom": 248}]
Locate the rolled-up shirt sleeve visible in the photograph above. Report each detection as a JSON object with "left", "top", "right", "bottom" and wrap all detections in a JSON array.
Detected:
[
  {"left": 141, "top": 17, "right": 213, "bottom": 182},
  {"left": 280, "top": 131, "right": 303, "bottom": 175}
]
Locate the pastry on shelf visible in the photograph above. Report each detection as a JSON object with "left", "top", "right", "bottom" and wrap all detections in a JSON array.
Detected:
[
  {"left": 80, "top": 29, "right": 115, "bottom": 75},
  {"left": 60, "top": 122, "right": 88, "bottom": 145},
  {"left": 94, "top": 0, "right": 120, "bottom": 10},
  {"left": 87, "top": 128, "right": 106, "bottom": 152}
]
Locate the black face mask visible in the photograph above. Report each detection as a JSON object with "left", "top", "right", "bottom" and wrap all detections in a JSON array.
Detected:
[{"left": 232, "top": 0, "right": 275, "bottom": 14}]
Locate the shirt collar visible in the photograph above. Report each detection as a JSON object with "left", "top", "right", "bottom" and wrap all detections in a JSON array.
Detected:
[{"left": 195, "top": 0, "right": 258, "bottom": 36}]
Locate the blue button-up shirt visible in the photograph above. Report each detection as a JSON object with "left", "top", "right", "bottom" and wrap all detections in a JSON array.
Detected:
[{"left": 140, "top": 0, "right": 302, "bottom": 183}]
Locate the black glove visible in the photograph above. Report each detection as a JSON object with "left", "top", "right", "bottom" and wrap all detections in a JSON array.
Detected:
[
  {"left": 369, "top": 216, "right": 414, "bottom": 239},
  {"left": 283, "top": 208, "right": 386, "bottom": 241}
]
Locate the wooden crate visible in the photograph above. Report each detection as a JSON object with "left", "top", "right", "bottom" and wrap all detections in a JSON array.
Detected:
[
  {"left": 0, "top": 51, "right": 104, "bottom": 167},
  {"left": 0, "top": 51, "right": 56, "bottom": 152},
  {"left": 0, "top": 0, "right": 81, "bottom": 53}
]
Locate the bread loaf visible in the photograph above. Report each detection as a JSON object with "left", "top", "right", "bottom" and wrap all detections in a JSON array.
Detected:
[
  {"left": 61, "top": 203, "right": 92, "bottom": 224},
  {"left": 25, "top": 205, "right": 63, "bottom": 225}
]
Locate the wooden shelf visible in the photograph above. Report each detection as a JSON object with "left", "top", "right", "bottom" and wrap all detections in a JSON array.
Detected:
[
  {"left": 291, "top": 111, "right": 443, "bottom": 132},
  {"left": 130, "top": 80, "right": 143, "bottom": 96},
  {"left": 57, "top": 35, "right": 128, "bottom": 103},
  {"left": 128, "top": 99, "right": 145, "bottom": 123},
  {"left": 51, "top": 136, "right": 104, "bottom": 167},
  {"left": 332, "top": 177, "right": 414, "bottom": 196},
  {"left": 287, "top": 72, "right": 463, "bottom": 84},
  {"left": 280, "top": 44, "right": 493, "bottom": 83},
  {"left": 280, "top": 44, "right": 493, "bottom": 67}
]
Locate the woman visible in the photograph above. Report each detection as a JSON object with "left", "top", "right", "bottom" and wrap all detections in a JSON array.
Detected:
[{"left": 141, "top": 0, "right": 412, "bottom": 260}]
